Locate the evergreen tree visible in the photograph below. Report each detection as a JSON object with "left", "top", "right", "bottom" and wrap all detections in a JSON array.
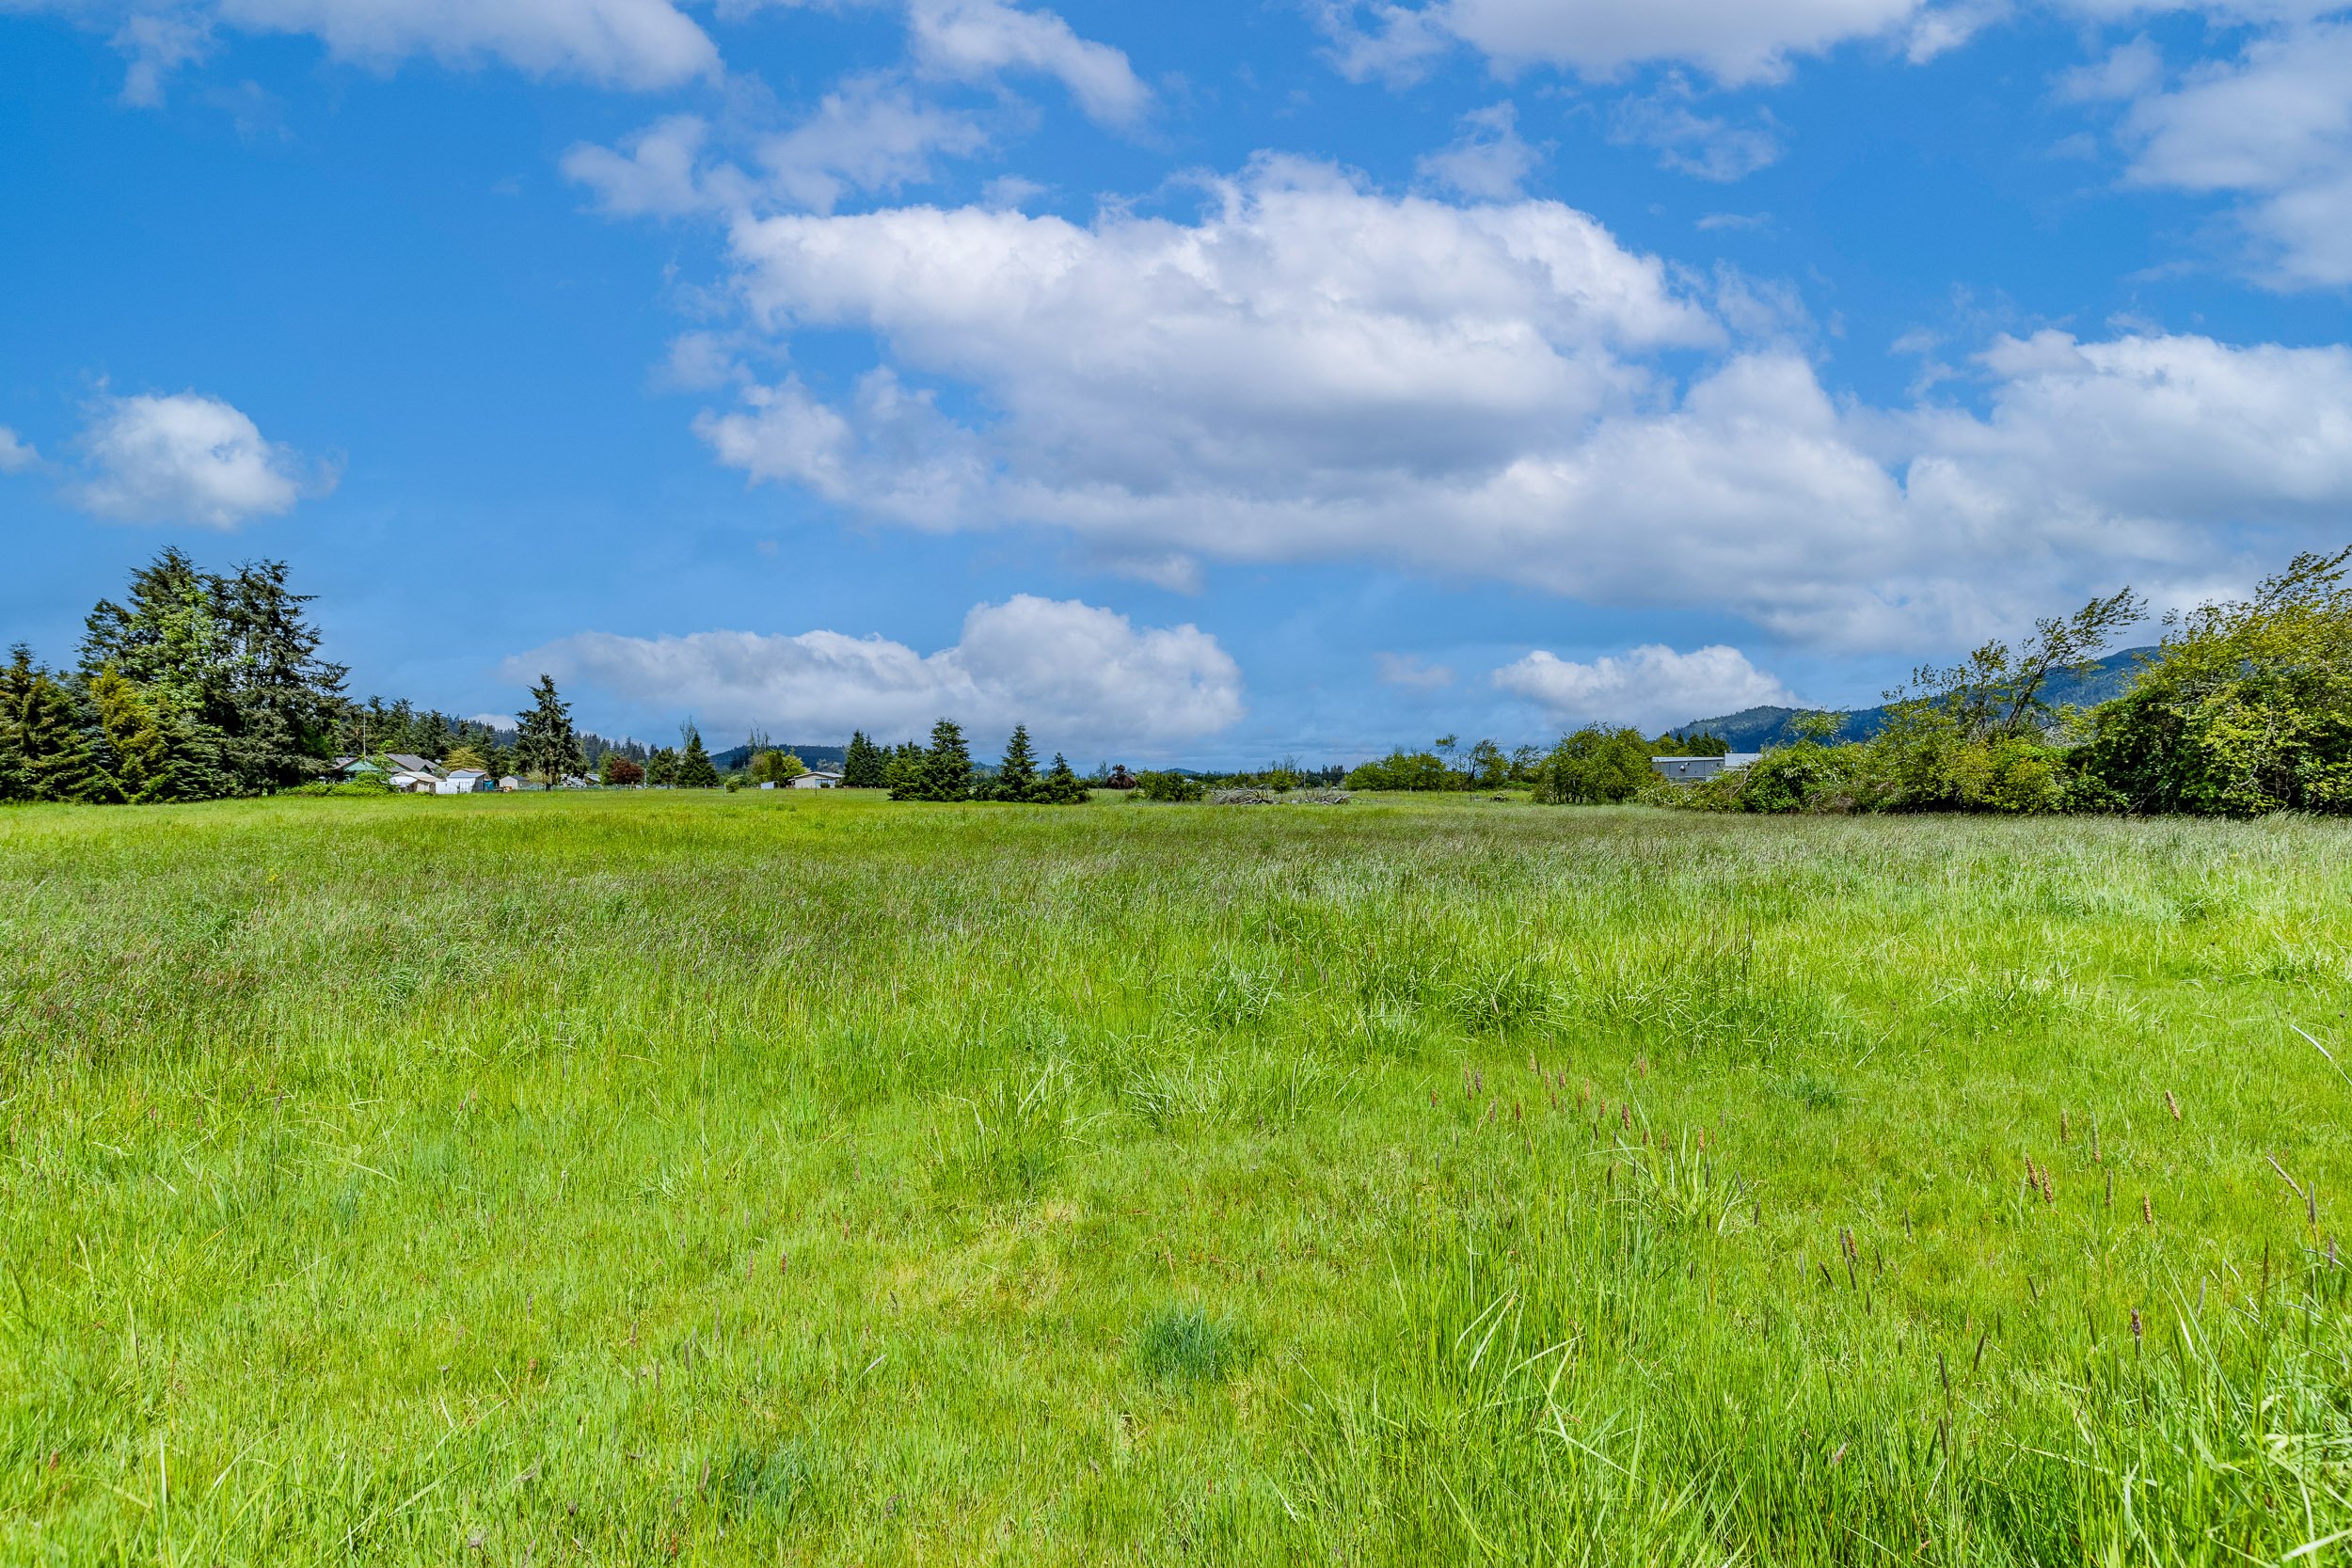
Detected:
[
  {"left": 893, "top": 719, "right": 972, "bottom": 800},
  {"left": 515, "top": 674, "right": 584, "bottom": 789},
  {"left": 217, "top": 559, "right": 347, "bottom": 790},
  {"left": 0, "top": 646, "right": 38, "bottom": 802},
  {"left": 676, "top": 723, "right": 720, "bottom": 788},
  {"left": 881, "top": 740, "right": 922, "bottom": 793},
  {"left": 1038, "top": 752, "right": 1089, "bottom": 804},
  {"left": 80, "top": 550, "right": 344, "bottom": 794},
  {"left": 414, "top": 710, "right": 453, "bottom": 762},
  {"left": 88, "top": 666, "right": 213, "bottom": 804},
  {"left": 749, "top": 749, "right": 806, "bottom": 785},
  {"left": 645, "top": 747, "right": 680, "bottom": 787},
  {"left": 992, "top": 723, "right": 1041, "bottom": 801},
  {"left": 842, "top": 730, "right": 886, "bottom": 788},
  {"left": 1, "top": 647, "right": 107, "bottom": 802}
]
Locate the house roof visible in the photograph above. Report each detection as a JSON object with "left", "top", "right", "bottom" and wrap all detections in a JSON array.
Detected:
[{"left": 386, "top": 753, "right": 438, "bottom": 774}]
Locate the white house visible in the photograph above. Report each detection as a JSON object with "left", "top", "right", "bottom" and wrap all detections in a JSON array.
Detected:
[
  {"left": 787, "top": 770, "right": 844, "bottom": 789},
  {"left": 1649, "top": 753, "right": 1763, "bottom": 784},
  {"left": 387, "top": 770, "right": 439, "bottom": 793},
  {"left": 436, "top": 768, "right": 494, "bottom": 795}
]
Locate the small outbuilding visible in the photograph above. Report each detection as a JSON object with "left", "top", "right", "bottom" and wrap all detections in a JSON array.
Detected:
[
  {"left": 1649, "top": 753, "right": 1763, "bottom": 784},
  {"left": 787, "top": 770, "right": 844, "bottom": 789},
  {"left": 436, "top": 768, "right": 494, "bottom": 795}
]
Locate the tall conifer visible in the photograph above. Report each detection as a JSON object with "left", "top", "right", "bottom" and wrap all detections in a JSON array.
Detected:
[
  {"left": 515, "top": 674, "right": 584, "bottom": 789},
  {"left": 676, "top": 723, "right": 720, "bottom": 788},
  {"left": 993, "top": 723, "right": 1041, "bottom": 801}
]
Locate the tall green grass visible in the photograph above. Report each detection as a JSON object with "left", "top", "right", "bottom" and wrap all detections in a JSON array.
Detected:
[{"left": 3, "top": 791, "right": 2350, "bottom": 1562}]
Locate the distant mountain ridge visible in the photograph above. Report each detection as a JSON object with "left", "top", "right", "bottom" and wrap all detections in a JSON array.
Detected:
[{"left": 1674, "top": 646, "right": 2160, "bottom": 751}]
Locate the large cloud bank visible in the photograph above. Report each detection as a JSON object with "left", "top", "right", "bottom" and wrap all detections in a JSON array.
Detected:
[
  {"left": 507, "top": 594, "right": 1244, "bottom": 756},
  {"left": 675, "top": 158, "right": 2352, "bottom": 648}
]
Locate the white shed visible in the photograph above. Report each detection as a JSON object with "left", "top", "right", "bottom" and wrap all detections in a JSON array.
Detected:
[
  {"left": 787, "top": 770, "right": 844, "bottom": 789},
  {"left": 1649, "top": 753, "right": 1763, "bottom": 784}
]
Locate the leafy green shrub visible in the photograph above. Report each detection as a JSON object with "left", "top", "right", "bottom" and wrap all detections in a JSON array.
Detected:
[
  {"left": 2071, "top": 549, "right": 2352, "bottom": 815},
  {"left": 1343, "top": 750, "right": 1453, "bottom": 791},
  {"left": 1530, "top": 726, "right": 1657, "bottom": 803},
  {"left": 286, "top": 772, "right": 397, "bottom": 798},
  {"left": 1135, "top": 769, "right": 1204, "bottom": 802}
]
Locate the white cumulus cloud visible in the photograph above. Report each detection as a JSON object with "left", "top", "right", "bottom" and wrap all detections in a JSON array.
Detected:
[
  {"left": 72, "top": 391, "right": 328, "bottom": 527},
  {"left": 680, "top": 158, "right": 2352, "bottom": 650},
  {"left": 1417, "top": 103, "right": 1544, "bottom": 199},
  {"left": 1322, "top": 0, "right": 1932, "bottom": 87},
  {"left": 907, "top": 0, "right": 1150, "bottom": 124},
  {"left": 2113, "top": 20, "right": 2352, "bottom": 288},
  {"left": 10, "top": 0, "right": 720, "bottom": 99},
  {"left": 1494, "top": 644, "right": 1798, "bottom": 731},
  {"left": 507, "top": 594, "right": 1243, "bottom": 755},
  {"left": 0, "top": 427, "right": 38, "bottom": 473}
]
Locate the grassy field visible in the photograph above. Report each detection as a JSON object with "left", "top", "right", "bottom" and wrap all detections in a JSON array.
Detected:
[{"left": 5, "top": 791, "right": 2352, "bottom": 1564}]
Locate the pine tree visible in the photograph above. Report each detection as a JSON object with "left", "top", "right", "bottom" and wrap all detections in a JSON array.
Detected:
[
  {"left": 88, "top": 667, "right": 213, "bottom": 804},
  {"left": 515, "top": 674, "right": 584, "bottom": 789},
  {"left": 1038, "top": 752, "right": 1089, "bottom": 804},
  {"left": 645, "top": 747, "right": 680, "bottom": 787},
  {"left": 218, "top": 558, "right": 346, "bottom": 791},
  {"left": 842, "top": 730, "right": 885, "bottom": 788},
  {"left": 992, "top": 723, "right": 1041, "bottom": 801},
  {"left": 676, "top": 723, "right": 720, "bottom": 789},
  {"left": 1, "top": 647, "right": 107, "bottom": 802},
  {"left": 0, "top": 646, "right": 38, "bottom": 802},
  {"left": 893, "top": 719, "right": 971, "bottom": 800},
  {"left": 80, "top": 550, "right": 344, "bottom": 795}
]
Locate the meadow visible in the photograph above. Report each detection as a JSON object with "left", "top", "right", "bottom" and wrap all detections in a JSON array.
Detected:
[{"left": 4, "top": 790, "right": 2351, "bottom": 1564}]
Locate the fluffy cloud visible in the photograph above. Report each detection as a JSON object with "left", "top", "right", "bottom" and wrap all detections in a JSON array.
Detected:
[
  {"left": 718, "top": 155, "right": 1715, "bottom": 489},
  {"left": 72, "top": 391, "right": 328, "bottom": 527},
  {"left": 11, "top": 0, "right": 719, "bottom": 98},
  {"left": 688, "top": 158, "right": 2352, "bottom": 646},
  {"left": 1416, "top": 103, "right": 1544, "bottom": 199},
  {"left": 906, "top": 0, "right": 1150, "bottom": 124},
  {"left": 2113, "top": 21, "right": 2352, "bottom": 287},
  {"left": 1322, "top": 0, "right": 1936, "bottom": 87},
  {"left": 1610, "top": 80, "right": 1785, "bottom": 181},
  {"left": 564, "top": 83, "right": 989, "bottom": 219},
  {"left": 0, "top": 427, "right": 38, "bottom": 473},
  {"left": 1494, "top": 643, "right": 1798, "bottom": 730},
  {"left": 510, "top": 594, "right": 1251, "bottom": 752},
  {"left": 509, "top": 594, "right": 1242, "bottom": 753}
]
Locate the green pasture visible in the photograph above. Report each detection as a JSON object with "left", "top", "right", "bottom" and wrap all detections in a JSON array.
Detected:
[{"left": 4, "top": 791, "right": 2350, "bottom": 1563}]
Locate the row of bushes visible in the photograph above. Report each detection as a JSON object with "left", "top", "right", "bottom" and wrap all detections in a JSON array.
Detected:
[{"left": 1673, "top": 549, "right": 2352, "bottom": 817}]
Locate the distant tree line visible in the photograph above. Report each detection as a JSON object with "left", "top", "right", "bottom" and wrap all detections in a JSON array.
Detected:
[
  {"left": 880, "top": 720, "right": 1089, "bottom": 803},
  {"left": 1647, "top": 548, "right": 2352, "bottom": 817},
  {"left": 0, "top": 550, "right": 660, "bottom": 804},
  {"left": 3, "top": 548, "right": 346, "bottom": 803}
]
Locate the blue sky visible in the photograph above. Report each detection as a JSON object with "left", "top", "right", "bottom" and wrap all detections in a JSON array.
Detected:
[{"left": 4, "top": 0, "right": 2348, "bottom": 765}]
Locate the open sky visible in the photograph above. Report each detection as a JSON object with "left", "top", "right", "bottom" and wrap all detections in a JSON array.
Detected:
[{"left": 3, "top": 0, "right": 2347, "bottom": 764}]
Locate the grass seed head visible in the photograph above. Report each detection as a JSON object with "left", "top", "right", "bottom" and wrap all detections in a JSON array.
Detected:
[
  {"left": 2142, "top": 1193, "right": 2154, "bottom": 1227},
  {"left": 2165, "top": 1089, "right": 2181, "bottom": 1121}
]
